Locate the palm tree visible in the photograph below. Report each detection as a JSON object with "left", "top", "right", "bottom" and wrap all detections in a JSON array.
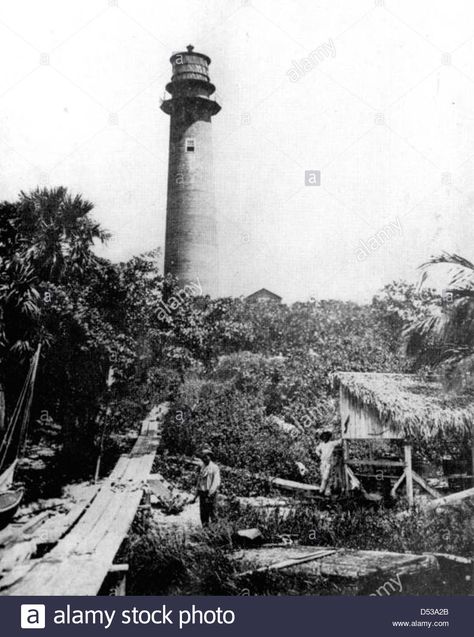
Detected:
[
  {"left": 405, "top": 252, "right": 474, "bottom": 388},
  {"left": 1, "top": 187, "right": 110, "bottom": 346},
  {"left": 0, "top": 187, "right": 110, "bottom": 424},
  {"left": 17, "top": 187, "right": 110, "bottom": 284}
]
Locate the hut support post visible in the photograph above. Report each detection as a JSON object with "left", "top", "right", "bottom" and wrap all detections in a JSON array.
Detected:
[
  {"left": 341, "top": 438, "right": 349, "bottom": 494},
  {"left": 404, "top": 444, "right": 414, "bottom": 507}
]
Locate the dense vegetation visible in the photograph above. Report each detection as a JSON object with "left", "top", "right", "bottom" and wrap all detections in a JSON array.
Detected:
[
  {"left": 0, "top": 187, "right": 413, "bottom": 490},
  {"left": 125, "top": 499, "right": 472, "bottom": 595},
  {"left": 1, "top": 187, "right": 472, "bottom": 594},
  {"left": 0, "top": 187, "right": 212, "bottom": 491}
]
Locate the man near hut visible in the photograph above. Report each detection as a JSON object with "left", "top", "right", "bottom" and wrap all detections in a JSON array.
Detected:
[
  {"left": 193, "top": 446, "right": 221, "bottom": 526},
  {"left": 315, "top": 429, "right": 343, "bottom": 496}
]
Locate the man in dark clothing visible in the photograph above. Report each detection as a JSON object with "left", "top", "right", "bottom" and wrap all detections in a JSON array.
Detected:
[{"left": 193, "top": 446, "right": 221, "bottom": 526}]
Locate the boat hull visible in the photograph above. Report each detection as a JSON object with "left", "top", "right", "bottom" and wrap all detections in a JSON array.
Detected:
[{"left": 0, "top": 487, "right": 24, "bottom": 530}]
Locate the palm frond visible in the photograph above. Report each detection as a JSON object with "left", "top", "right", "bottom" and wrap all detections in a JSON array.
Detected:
[{"left": 420, "top": 252, "right": 474, "bottom": 272}]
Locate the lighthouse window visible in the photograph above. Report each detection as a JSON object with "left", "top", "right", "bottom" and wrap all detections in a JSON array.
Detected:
[{"left": 185, "top": 138, "right": 195, "bottom": 152}]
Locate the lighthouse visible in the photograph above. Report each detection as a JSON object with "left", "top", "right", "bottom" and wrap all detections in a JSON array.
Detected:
[{"left": 161, "top": 45, "right": 221, "bottom": 296}]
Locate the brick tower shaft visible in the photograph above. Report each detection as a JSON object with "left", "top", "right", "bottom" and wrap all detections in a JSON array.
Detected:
[{"left": 161, "top": 45, "right": 221, "bottom": 296}]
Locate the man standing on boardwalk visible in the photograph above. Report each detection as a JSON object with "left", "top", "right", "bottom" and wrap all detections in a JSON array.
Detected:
[{"left": 193, "top": 446, "right": 221, "bottom": 526}]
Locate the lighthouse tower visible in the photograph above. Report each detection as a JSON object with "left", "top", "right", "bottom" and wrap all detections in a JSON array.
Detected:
[{"left": 161, "top": 45, "right": 221, "bottom": 296}]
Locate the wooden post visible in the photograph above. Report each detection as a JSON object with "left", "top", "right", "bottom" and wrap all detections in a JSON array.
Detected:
[
  {"left": 94, "top": 405, "right": 111, "bottom": 483},
  {"left": 341, "top": 438, "right": 349, "bottom": 494},
  {"left": 404, "top": 443, "right": 414, "bottom": 507},
  {"left": 340, "top": 408, "right": 350, "bottom": 494},
  {"left": 108, "top": 564, "right": 128, "bottom": 596},
  {"left": 471, "top": 425, "right": 474, "bottom": 488}
]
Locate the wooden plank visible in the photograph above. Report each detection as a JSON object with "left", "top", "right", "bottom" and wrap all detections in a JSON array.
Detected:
[
  {"left": 426, "top": 486, "right": 474, "bottom": 509},
  {"left": 51, "top": 487, "right": 117, "bottom": 558},
  {"left": 8, "top": 488, "right": 140, "bottom": 594},
  {"left": 237, "top": 549, "right": 337, "bottom": 576},
  {"left": 425, "top": 552, "right": 472, "bottom": 565},
  {"left": 25, "top": 485, "right": 101, "bottom": 547},
  {"left": 52, "top": 454, "right": 153, "bottom": 559},
  {"left": 391, "top": 471, "right": 406, "bottom": 497},
  {"left": 234, "top": 546, "right": 438, "bottom": 580},
  {"left": 109, "top": 563, "right": 129, "bottom": 572},
  {"left": 350, "top": 471, "right": 401, "bottom": 479},
  {"left": 77, "top": 492, "right": 130, "bottom": 555},
  {"left": 44, "top": 491, "right": 143, "bottom": 595},
  {"left": 270, "top": 477, "right": 321, "bottom": 493},
  {"left": 0, "top": 486, "right": 99, "bottom": 575},
  {"left": 348, "top": 459, "right": 405, "bottom": 468}
]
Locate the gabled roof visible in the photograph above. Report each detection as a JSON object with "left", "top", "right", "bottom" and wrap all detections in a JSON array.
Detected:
[
  {"left": 332, "top": 372, "right": 474, "bottom": 438},
  {"left": 246, "top": 288, "right": 282, "bottom": 302}
]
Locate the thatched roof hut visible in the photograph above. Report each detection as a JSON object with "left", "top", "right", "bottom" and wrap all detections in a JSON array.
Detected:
[{"left": 332, "top": 372, "right": 474, "bottom": 439}]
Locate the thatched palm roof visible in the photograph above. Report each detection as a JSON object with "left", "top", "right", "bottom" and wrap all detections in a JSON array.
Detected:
[{"left": 332, "top": 372, "right": 474, "bottom": 438}]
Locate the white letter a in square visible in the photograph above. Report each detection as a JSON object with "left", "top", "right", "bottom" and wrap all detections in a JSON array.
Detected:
[{"left": 21, "top": 604, "right": 45, "bottom": 629}]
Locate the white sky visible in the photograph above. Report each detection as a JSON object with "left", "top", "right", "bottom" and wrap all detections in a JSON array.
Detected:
[{"left": 0, "top": 0, "right": 473, "bottom": 301}]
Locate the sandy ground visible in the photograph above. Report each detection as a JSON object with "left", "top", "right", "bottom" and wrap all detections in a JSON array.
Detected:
[{"left": 151, "top": 500, "right": 201, "bottom": 535}]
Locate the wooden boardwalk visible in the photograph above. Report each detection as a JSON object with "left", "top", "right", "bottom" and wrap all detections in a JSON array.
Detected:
[{"left": 1, "top": 404, "right": 167, "bottom": 595}]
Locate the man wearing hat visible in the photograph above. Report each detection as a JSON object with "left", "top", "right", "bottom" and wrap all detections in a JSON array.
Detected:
[{"left": 193, "top": 446, "right": 221, "bottom": 526}]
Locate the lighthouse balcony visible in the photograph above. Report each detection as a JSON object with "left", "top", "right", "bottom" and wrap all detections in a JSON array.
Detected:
[{"left": 160, "top": 94, "right": 221, "bottom": 116}]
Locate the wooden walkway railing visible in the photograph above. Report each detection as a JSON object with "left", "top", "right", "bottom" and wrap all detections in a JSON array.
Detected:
[{"left": 2, "top": 403, "right": 167, "bottom": 596}]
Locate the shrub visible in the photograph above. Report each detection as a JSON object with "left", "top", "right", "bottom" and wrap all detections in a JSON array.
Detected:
[
  {"left": 125, "top": 514, "right": 238, "bottom": 595},
  {"left": 162, "top": 382, "right": 311, "bottom": 479}
]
